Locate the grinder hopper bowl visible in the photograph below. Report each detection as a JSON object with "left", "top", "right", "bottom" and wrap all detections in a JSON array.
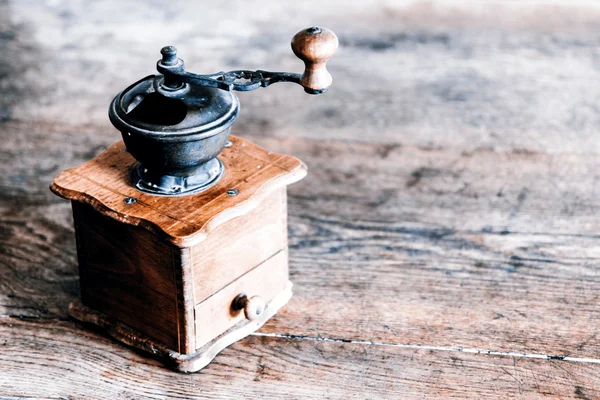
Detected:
[{"left": 51, "top": 27, "right": 338, "bottom": 372}]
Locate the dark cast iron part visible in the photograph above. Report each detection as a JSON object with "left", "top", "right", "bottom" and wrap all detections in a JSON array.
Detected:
[
  {"left": 157, "top": 47, "right": 325, "bottom": 95},
  {"left": 108, "top": 26, "right": 338, "bottom": 196}
]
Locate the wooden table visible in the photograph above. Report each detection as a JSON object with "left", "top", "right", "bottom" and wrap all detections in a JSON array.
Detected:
[{"left": 2, "top": 1, "right": 600, "bottom": 398}]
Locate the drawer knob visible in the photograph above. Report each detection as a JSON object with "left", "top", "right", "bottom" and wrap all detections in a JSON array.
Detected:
[{"left": 232, "top": 294, "right": 266, "bottom": 321}]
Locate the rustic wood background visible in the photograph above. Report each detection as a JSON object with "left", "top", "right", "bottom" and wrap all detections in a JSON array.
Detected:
[{"left": 2, "top": 0, "right": 600, "bottom": 398}]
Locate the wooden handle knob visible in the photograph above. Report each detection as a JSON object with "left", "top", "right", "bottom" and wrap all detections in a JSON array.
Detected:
[
  {"left": 243, "top": 296, "right": 265, "bottom": 321},
  {"left": 232, "top": 294, "right": 266, "bottom": 321},
  {"left": 291, "top": 27, "right": 339, "bottom": 93}
]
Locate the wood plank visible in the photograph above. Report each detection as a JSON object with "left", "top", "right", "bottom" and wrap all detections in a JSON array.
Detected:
[
  {"left": 1, "top": 319, "right": 599, "bottom": 399},
  {"left": 0, "top": 204, "right": 78, "bottom": 320},
  {"left": 4, "top": 1, "right": 600, "bottom": 156},
  {"left": 257, "top": 136, "right": 600, "bottom": 357},
  {"left": 2, "top": 122, "right": 600, "bottom": 359},
  {"left": 4, "top": 0, "right": 600, "bottom": 396}
]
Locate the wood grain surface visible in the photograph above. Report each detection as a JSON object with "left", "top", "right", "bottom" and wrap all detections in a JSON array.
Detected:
[
  {"left": 3, "top": 0, "right": 600, "bottom": 398},
  {"left": 191, "top": 189, "right": 287, "bottom": 304},
  {"left": 291, "top": 27, "right": 338, "bottom": 91},
  {"left": 51, "top": 138, "right": 305, "bottom": 247},
  {"left": 72, "top": 201, "right": 182, "bottom": 351}
]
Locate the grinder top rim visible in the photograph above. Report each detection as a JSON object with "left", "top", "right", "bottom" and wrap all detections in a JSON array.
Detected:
[{"left": 108, "top": 74, "right": 239, "bottom": 141}]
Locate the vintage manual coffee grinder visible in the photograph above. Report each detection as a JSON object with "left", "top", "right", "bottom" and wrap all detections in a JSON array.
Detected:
[{"left": 50, "top": 27, "right": 338, "bottom": 372}]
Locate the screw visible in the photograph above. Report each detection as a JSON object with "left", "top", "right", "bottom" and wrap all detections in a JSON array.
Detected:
[
  {"left": 123, "top": 197, "right": 137, "bottom": 204},
  {"left": 227, "top": 189, "right": 238, "bottom": 196}
]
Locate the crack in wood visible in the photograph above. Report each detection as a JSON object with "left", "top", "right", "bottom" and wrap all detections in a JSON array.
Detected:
[
  {"left": 251, "top": 332, "right": 600, "bottom": 364},
  {"left": 4, "top": 314, "right": 596, "bottom": 365}
]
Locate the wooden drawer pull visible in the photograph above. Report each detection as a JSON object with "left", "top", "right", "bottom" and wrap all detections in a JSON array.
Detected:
[{"left": 232, "top": 294, "right": 266, "bottom": 321}]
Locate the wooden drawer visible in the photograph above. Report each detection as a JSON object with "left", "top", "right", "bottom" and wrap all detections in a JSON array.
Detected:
[
  {"left": 190, "top": 189, "right": 287, "bottom": 303},
  {"left": 194, "top": 250, "right": 289, "bottom": 349}
]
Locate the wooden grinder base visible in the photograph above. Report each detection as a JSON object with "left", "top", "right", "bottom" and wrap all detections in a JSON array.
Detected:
[{"left": 51, "top": 135, "right": 306, "bottom": 372}]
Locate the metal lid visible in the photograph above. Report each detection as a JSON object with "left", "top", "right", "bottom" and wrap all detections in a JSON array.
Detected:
[{"left": 109, "top": 75, "right": 239, "bottom": 141}]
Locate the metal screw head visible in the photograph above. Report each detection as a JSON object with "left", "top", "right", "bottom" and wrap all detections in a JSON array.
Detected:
[
  {"left": 123, "top": 197, "right": 137, "bottom": 204},
  {"left": 227, "top": 189, "right": 238, "bottom": 196}
]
